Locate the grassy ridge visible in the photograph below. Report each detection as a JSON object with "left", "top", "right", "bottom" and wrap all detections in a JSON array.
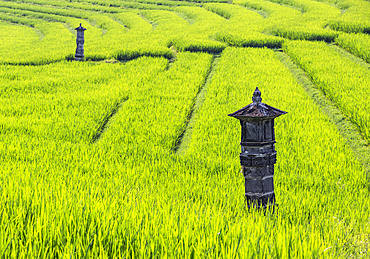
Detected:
[
  {"left": 0, "top": 58, "right": 167, "bottom": 143},
  {"left": 2, "top": 0, "right": 367, "bottom": 64},
  {"left": 1, "top": 48, "right": 368, "bottom": 257},
  {"left": 0, "top": 0, "right": 370, "bottom": 257},
  {"left": 234, "top": 0, "right": 340, "bottom": 42},
  {"left": 97, "top": 52, "right": 214, "bottom": 157},
  {"left": 284, "top": 40, "right": 370, "bottom": 143},
  {"left": 328, "top": 0, "right": 370, "bottom": 33},
  {"left": 335, "top": 32, "right": 370, "bottom": 63}
]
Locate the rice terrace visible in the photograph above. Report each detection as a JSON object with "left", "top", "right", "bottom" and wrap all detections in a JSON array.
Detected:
[{"left": 1, "top": 0, "right": 370, "bottom": 257}]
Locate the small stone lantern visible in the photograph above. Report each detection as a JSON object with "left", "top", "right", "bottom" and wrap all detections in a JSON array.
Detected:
[
  {"left": 75, "top": 23, "right": 86, "bottom": 61},
  {"left": 228, "top": 87, "right": 286, "bottom": 210}
]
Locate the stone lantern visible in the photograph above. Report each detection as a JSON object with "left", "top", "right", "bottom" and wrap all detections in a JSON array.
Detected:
[
  {"left": 228, "top": 87, "right": 287, "bottom": 210},
  {"left": 75, "top": 23, "right": 86, "bottom": 61}
]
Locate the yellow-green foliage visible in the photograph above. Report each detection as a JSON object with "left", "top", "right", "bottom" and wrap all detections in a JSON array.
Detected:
[
  {"left": 0, "top": 6, "right": 174, "bottom": 63},
  {"left": 0, "top": 0, "right": 358, "bottom": 64},
  {"left": 0, "top": 0, "right": 370, "bottom": 257},
  {"left": 335, "top": 32, "right": 370, "bottom": 63},
  {"left": 0, "top": 47, "right": 369, "bottom": 258},
  {"left": 215, "top": 30, "right": 284, "bottom": 48},
  {"left": 98, "top": 52, "right": 214, "bottom": 154},
  {"left": 234, "top": 0, "right": 340, "bottom": 41},
  {"left": 268, "top": 26, "right": 338, "bottom": 42},
  {"left": 0, "top": 58, "right": 167, "bottom": 143},
  {"left": 266, "top": 0, "right": 341, "bottom": 25},
  {"left": 328, "top": 0, "right": 370, "bottom": 33},
  {"left": 172, "top": 6, "right": 228, "bottom": 51},
  {"left": 205, "top": 3, "right": 285, "bottom": 47},
  {"left": 234, "top": 0, "right": 301, "bottom": 22},
  {"left": 284, "top": 40, "right": 370, "bottom": 142},
  {"left": 0, "top": 17, "right": 75, "bottom": 64}
]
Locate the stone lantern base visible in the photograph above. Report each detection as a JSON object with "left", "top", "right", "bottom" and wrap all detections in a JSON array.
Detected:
[{"left": 75, "top": 55, "right": 85, "bottom": 61}]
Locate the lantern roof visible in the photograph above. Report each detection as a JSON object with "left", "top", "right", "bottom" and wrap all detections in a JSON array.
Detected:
[
  {"left": 228, "top": 87, "right": 287, "bottom": 120},
  {"left": 75, "top": 23, "right": 86, "bottom": 31}
]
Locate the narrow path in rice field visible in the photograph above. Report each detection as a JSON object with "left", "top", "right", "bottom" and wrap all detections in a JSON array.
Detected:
[
  {"left": 175, "top": 54, "right": 220, "bottom": 155},
  {"left": 91, "top": 97, "right": 129, "bottom": 143},
  {"left": 90, "top": 53, "right": 179, "bottom": 144},
  {"left": 276, "top": 51, "right": 370, "bottom": 186}
]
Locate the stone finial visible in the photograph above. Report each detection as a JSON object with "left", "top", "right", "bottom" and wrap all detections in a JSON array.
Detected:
[
  {"left": 228, "top": 88, "right": 286, "bottom": 120},
  {"left": 252, "top": 87, "right": 262, "bottom": 104},
  {"left": 75, "top": 23, "right": 86, "bottom": 31}
]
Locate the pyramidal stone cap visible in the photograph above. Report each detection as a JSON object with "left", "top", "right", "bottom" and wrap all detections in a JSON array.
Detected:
[
  {"left": 228, "top": 87, "right": 287, "bottom": 120},
  {"left": 75, "top": 23, "right": 86, "bottom": 31}
]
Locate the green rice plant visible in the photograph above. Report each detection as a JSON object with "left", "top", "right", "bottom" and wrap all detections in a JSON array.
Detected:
[
  {"left": 267, "top": 26, "right": 338, "bottom": 42},
  {"left": 140, "top": 9, "right": 189, "bottom": 41},
  {"left": 0, "top": 5, "right": 118, "bottom": 64},
  {"left": 0, "top": 1, "right": 369, "bottom": 257},
  {"left": 215, "top": 31, "right": 284, "bottom": 48},
  {"left": 184, "top": 47, "right": 370, "bottom": 257},
  {"left": 0, "top": 3, "right": 133, "bottom": 60},
  {"left": 140, "top": 8, "right": 227, "bottom": 53},
  {"left": 0, "top": 46, "right": 369, "bottom": 258},
  {"left": 0, "top": 1, "right": 91, "bottom": 19},
  {"left": 234, "top": 0, "right": 302, "bottom": 22},
  {"left": 203, "top": 3, "right": 232, "bottom": 19},
  {"left": 0, "top": 57, "right": 167, "bottom": 143},
  {"left": 0, "top": 24, "right": 37, "bottom": 64},
  {"left": 1, "top": 0, "right": 114, "bottom": 13},
  {"left": 114, "top": 45, "right": 174, "bottom": 60},
  {"left": 0, "top": 9, "right": 39, "bottom": 26},
  {"left": 0, "top": 48, "right": 369, "bottom": 258},
  {"left": 134, "top": 0, "right": 196, "bottom": 7},
  {"left": 112, "top": 10, "right": 153, "bottom": 31},
  {"left": 174, "top": 5, "right": 225, "bottom": 35},
  {"left": 179, "top": 3, "right": 282, "bottom": 49},
  {"left": 335, "top": 32, "right": 370, "bottom": 63},
  {"left": 169, "top": 37, "right": 226, "bottom": 53},
  {"left": 0, "top": 16, "right": 76, "bottom": 64},
  {"left": 284, "top": 40, "right": 370, "bottom": 143},
  {"left": 71, "top": 0, "right": 177, "bottom": 10},
  {"left": 235, "top": 0, "right": 340, "bottom": 42},
  {"left": 98, "top": 52, "right": 213, "bottom": 154},
  {"left": 0, "top": 6, "right": 175, "bottom": 63},
  {"left": 265, "top": 0, "right": 341, "bottom": 21},
  {"left": 328, "top": 0, "right": 370, "bottom": 33},
  {"left": 263, "top": 0, "right": 340, "bottom": 41},
  {"left": 106, "top": 10, "right": 177, "bottom": 60},
  {"left": 206, "top": 1, "right": 332, "bottom": 44},
  {"left": 203, "top": 3, "right": 266, "bottom": 32}
]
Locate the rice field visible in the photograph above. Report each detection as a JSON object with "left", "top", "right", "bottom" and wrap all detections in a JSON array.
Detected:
[{"left": 0, "top": 0, "right": 369, "bottom": 257}]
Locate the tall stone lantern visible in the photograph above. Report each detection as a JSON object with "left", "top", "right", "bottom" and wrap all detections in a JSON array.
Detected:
[
  {"left": 228, "top": 87, "right": 286, "bottom": 210},
  {"left": 75, "top": 23, "right": 86, "bottom": 61}
]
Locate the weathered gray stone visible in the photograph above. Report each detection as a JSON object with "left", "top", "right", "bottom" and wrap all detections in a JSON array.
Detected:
[
  {"left": 75, "top": 23, "right": 86, "bottom": 61},
  {"left": 229, "top": 87, "right": 286, "bottom": 210}
]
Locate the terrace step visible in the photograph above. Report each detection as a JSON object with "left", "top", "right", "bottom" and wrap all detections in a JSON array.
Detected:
[
  {"left": 276, "top": 51, "right": 370, "bottom": 187},
  {"left": 175, "top": 54, "right": 221, "bottom": 155}
]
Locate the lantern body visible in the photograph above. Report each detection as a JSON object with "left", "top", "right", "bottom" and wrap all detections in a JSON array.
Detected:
[
  {"left": 240, "top": 118, "right": 277, "bottom": 209},
  {"left": 75, "top": 24, "right": 86, "bottom": 61},
  {"left": 228, "top": 88, "right": 286, "bottom": 209}
]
